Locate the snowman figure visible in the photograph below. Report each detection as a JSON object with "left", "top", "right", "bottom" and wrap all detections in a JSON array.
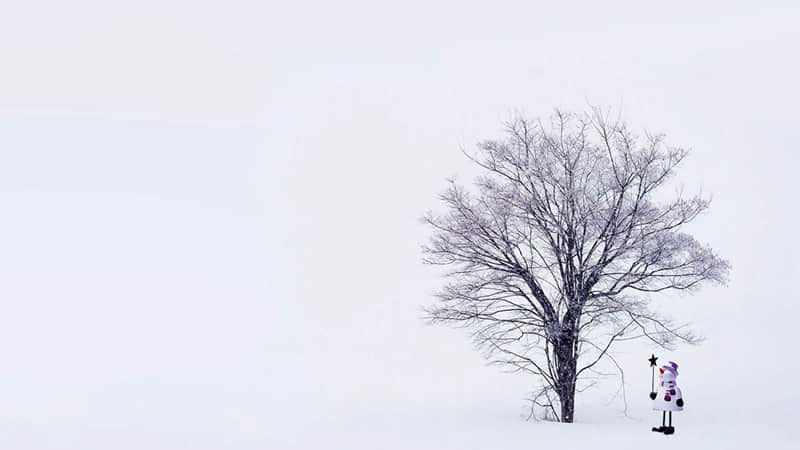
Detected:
[{"left": 650, "top": 361, "right": 684, "bottom": 435}]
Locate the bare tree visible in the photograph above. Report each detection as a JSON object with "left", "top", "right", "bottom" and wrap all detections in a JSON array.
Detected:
[{"left": 420, "top": 109, "right": 730, "bottom": 423}]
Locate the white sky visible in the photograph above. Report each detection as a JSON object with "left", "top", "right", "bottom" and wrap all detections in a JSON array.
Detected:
[{"left": 1, "top": 1, "right": 799, "bottom": 448}]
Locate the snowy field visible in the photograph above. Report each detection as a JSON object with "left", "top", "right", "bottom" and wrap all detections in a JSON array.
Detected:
[
  {"left": 301, "top": 417, "right": 797, "bottom": 450},
  {"left": 2, "top": 1, "right": 799, "bottom": 449}
]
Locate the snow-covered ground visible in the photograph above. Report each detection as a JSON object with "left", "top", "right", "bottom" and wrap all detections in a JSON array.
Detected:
[
  {"left": 280, "top": 303, "right": 800, "bottom": 449},
  {"left": 286, "top": 334, "right": 800, "bottom": 449},
  {"left": 298, "top": 413, "right": 797, "bottom": 450}
]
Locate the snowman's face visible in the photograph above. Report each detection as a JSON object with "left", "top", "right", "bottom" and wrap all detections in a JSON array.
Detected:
[{"left": 659, "top": 367, "right": 677, "bottom": 383}]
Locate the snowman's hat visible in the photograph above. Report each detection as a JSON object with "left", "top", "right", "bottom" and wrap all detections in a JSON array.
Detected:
[{"left": 662, "top": 361, "right": 679, "bottom": 376}]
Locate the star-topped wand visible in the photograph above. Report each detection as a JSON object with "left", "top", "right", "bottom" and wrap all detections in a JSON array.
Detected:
[{"left": 648, "top": 354, "right": 658, "bottom": 392}]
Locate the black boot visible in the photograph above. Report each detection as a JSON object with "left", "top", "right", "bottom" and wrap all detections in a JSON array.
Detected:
[
  {"left": 663, "top": 412, "right": 675, "bottom": 434},
  {"left": 652, "top": 411, "right": 667, "bottom": 432}
]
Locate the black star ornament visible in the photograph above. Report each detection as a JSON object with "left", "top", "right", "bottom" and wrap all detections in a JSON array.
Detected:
[{"left": 648, "top": 354, "right": 658, "bottom": 367}]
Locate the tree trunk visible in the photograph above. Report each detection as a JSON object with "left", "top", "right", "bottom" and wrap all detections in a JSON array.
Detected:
[
  {"left": 559, "top": 381, "right": 576, "bottom": 423},
  {"left": 556, "top": 340, "right": 578, "bottom": 423}
]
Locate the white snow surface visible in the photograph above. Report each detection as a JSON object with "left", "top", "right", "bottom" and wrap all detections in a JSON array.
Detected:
[
  {"left": 279, "top": 337, "right": 800, "bottom": 449},
  {"left": 299, "top": 411, "right": 795, "bottom": 450}
]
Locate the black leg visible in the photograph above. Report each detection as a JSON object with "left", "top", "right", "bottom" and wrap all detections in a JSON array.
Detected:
[
  {"left": 653, "top": 411, "right": 666, "bottom": 432},
  {"left": 662, "top": 412, "right": 666, "bottom": 426},
  {"left": 663, "top": 412, "right": 675, "bottom": 435}
]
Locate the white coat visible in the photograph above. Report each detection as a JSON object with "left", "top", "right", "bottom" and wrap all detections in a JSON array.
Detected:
[{"left": 653, "top": 369, "right": 683, "bottom": 412}]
